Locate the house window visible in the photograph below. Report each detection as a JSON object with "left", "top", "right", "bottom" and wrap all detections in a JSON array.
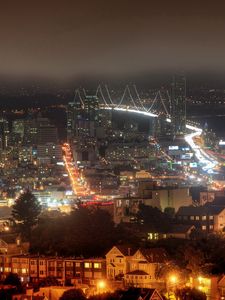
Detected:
[
  {"left": 84, "top": 262, "right": 92, "bottom": 268},
  {"left": 196, "top": 216, "right": 200, "bottom": 220},
  {"left": 202, "top": 225, "right": 207, "bottom": 230},
  {"left": 94, "top": 263, "right": 101, "bottom": 269},
  {"left": 209, "top": 216, "right": 214, "bottom": 220},
  {"left": 209, "top": 225, "right": 214, "bottom": 230},
  {"left": 5, "top": 267, "right": 11, "bottom": 272},
  {"left": 147, "top": 233, "right": 159, "bottom": 240},
  {"left": 22, "top": 268, "right": 27, "bottom": 274},
  {"left": 202, "top": 216, "right": 207, "bottom": 220},
  {"left": 75, "top": 262, "right": 80, "bottom": 267},
  {"left": 190, "top": 216, "right": 195, "bottom": 220}
]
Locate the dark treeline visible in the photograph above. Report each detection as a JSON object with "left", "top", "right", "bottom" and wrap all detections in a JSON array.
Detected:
[
  {"left": 30, "top": 207, "right": 139, "bottom": 257},
  {"left": 28, "top": 205, "right": 225, "bottom": 277}
]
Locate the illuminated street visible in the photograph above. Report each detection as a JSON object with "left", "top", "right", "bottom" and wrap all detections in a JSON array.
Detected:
[{"left": 62, "top": 143, "right": 90, "bottom": 197}]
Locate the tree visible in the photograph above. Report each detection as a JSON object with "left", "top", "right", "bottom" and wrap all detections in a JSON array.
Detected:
[
  {"left": 39, "top": 276, "right": 60, "bottom": 287},
  {"left": 89, "top": 291, "right": 122, "bottom": 300},
  {"left": 59, "top": 288, "right": 86, "bottom": 300},
  {"left": 4, "top": 272, "right": 23, "bottom": 293},
  {"left": 164, "top": 207, "right": 175, "bottom": 218},
  {"left": 30, "top": 207, "right": 118, "bottom": 257},
  {"left": 4, "top": 273, "right": 21, "bottom": 287},
  {"left": 176, "top": 287, "right": 206, "bottom": 300},
  {"left": 12, "top": 190, "right": 42, "bottom": 239},
  {"left": 184, "top": 246, "right": 205, "bottom": 275},
  {"left": 136, "top": 204, "right": 171, "bottom": 233}
]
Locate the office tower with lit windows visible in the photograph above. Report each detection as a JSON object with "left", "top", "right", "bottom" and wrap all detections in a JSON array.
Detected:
[
  {"left": 171, "top": 74, "right": 186, "bottom": 138},
  {"left": 67, "top": 101, "right": 76, "bottom": 142},
  {"left": 67, "top": 94, "right": 100, "bottom": 163},
  {"left": 0, "top": 117, "right": 9, "bottom": 150}
]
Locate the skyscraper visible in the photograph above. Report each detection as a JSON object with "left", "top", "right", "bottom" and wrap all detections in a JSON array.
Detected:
[
  {"left": 67, "top": 92, "right": 100, "bottom": 163},
  {"left": 0, "top": 118, "right": 9, "bottom": 150},
  {"left": 171, "top": 74, "right": 186, "bottom": 138},
  {"left": 67, "top": 101, "right": 76, "bottom": 142}
]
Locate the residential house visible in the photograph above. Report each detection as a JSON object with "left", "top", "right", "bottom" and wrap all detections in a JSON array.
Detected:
[
  {"left": 176, "top": 206, "right": 225, "bottom": 233},
  {"left": 106, "top": 246, "right": 136, "bottom": 280},
  {"left": 0, "top": 234, "right": 29, "bottom": 255},
  {"left": 147, "top": 225, "right": 195, "bottom": 241},
  {"left": 0, "top": 234, "right": 29, "bottom": 280},
  {"left": 165, "top": 225, "right": 195, "bottom": 239},
  {"left": 124, "top": 248, "right": 167, "bottom": 289},
  {"left": 106, "top": 246, "right": 168, "bottom": 289}
]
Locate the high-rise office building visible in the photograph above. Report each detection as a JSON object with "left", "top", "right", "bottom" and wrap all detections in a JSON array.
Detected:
[
  {"left": 37, "top": 125, "right": 58, "bottom": 145},
  {"left": 0, "top": 118, "right": 9, "bottom": 150},
  {"left": 67, "top": 93, "right": 100, "bottom": 164},
  {"left": 84, "top": 95, "right": 99, "bottom": 122},
  {"left": 12, "top": 120, "right": 24, "bottom": 139},
  {"left": 171, "top": 74, "right": 186, "bottom": 138},
  {"left": 67, "top": 101, "right": 76, "bottom": 142}
]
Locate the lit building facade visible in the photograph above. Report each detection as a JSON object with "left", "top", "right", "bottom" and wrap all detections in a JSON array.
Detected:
[{"left": 171, "top": 74, "right": 186, "bottom": 138}]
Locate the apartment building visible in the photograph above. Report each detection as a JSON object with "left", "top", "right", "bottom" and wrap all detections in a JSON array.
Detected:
[{"left": 0, "top": 255, "right": 106, "bottom": 286}]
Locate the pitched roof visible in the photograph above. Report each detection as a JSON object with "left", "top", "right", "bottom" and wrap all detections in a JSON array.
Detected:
[
  {"left": 176, "top": 206, "right": 225, "bottom": 216},
  {"left": 121, "top": 288, "right": 163, "bottom": 300},
  {"left": 126, "top": 270, "right": 149, "bottom": 275},
  {"left": 0, "top": 234, "right": 18, "bottom": 244},
  {"left": 209, "top": 196, "right": 225, "bottom": 206},
  {"left": 168, "top": 224, "right": 195, "bottom": 234},
  {"left": 138, "top": 248, "right": 168, "bottom": 263},
  {"left": 116, "top": 245, "right": 137, "bottom": 256}
]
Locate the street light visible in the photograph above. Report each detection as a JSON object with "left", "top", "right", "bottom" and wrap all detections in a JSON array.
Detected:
[
  {"left": 167, "top": 274, "right": 179, "bottom": 300},
  {"left": 169, "top": 275, "right": 178, "bottom": 284},
  {"left": 97, "top": 280, "right": 106, "bottom": 294},
  {"left": 98, "top": 280, "right": 106, "bottom": 289}
]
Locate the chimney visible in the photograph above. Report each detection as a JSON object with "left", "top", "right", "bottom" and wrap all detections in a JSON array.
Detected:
[{"left": 128, "top": 247, "right": 131, "bottom": 256}]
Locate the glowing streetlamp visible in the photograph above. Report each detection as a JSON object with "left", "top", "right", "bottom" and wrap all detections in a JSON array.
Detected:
[
  {"left": 166, "top": 274, "right": 179, "bottom": 299},
  {"left": 97, "top": 280, "right": 106, "bottom": 294},
  {"left": 169, "top": 275, "right": 178, "bottom": 284}
]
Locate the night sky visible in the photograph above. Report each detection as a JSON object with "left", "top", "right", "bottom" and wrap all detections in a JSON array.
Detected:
[{"left": 0, "top": 0, "right": 225, "bottom": 79}]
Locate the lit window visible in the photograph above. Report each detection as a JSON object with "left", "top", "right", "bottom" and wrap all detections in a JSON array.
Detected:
[
  {"left": 202, "top": 216, "right": 207, "bottom": 220},
  {"left": 196, "top": 216, "right": 200, "bottom": 220},
  {"left": 84, "top": 262, "right": 91, "bottom": 268},
  {"left": 190, "top": 216, "right": 195, "bottom": 220},
  {"left": 202, "top": 225, "right": 207, "bottom": 230},
  {"left": 209, "top": 216, "right": 214, "bottom": 220},
  {"left": 94, "top": 263, "right": 101, "bottom": 269}
]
